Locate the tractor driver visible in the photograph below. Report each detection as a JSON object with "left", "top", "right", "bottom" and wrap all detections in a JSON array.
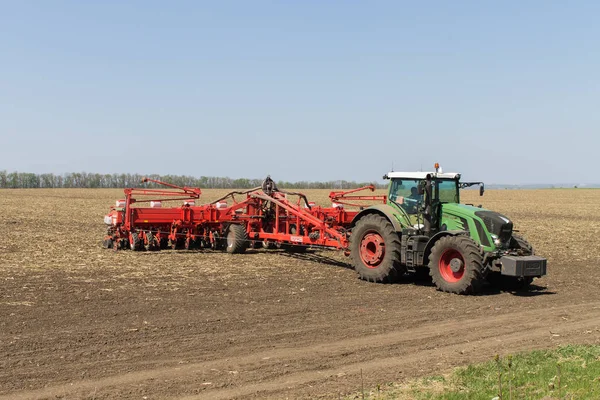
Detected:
[
  {"left": 402, "top": 186, "right": 422, "bottom": 214},
  {"left": 409, "top": 186, "right": 422, "bottom": 201}
]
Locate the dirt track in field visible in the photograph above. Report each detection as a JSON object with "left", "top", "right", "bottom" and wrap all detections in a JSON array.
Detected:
[{"left": 1, "top": 188, "right": 600, "bottom": 399}]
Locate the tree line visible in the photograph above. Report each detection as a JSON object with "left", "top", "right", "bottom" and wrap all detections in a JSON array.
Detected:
[{"left": 0, "top": 171, "right": 385, "bottom": 190}]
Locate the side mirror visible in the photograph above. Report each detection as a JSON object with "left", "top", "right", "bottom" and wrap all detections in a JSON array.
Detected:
[{"left": 479, "top": 184, "right": 485, "bottom": 197}]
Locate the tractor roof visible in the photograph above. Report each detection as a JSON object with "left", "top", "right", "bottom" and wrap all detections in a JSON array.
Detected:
[{"left": 385, "top": 171, "right": 461, "bottom": 180}]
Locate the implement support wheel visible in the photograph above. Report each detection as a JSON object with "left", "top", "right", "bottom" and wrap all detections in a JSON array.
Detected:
[
  {"left": 185, "top": 237, "right": 197, "bottom": 250},
  {"left": 171, "top": 238, "right": 184, "bottom": 250},
  {"left": 429, "top": 235, "right": 484, "bottom": 294},
  {"left": 129, "top": 232, "right": 142, "bottom": 251},
  {"left": 103, "top": 237, "right": 113, "bottom": 249},
  {"left": 349, "top": 214, "right": 402, "bottom": 283},
  {"left": 226, "top": 224, "right": 248, "bottom": 254},
  {"left": 159, "top": 237, "right": 169, "bottom": 250},
  {"left": 144, "top": 232, "right": 155, "bottom": 251}
]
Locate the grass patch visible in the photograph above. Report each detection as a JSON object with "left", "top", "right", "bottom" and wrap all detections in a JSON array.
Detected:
[{"left": 351, "top": 345, "right": 600, "bottom": 399}]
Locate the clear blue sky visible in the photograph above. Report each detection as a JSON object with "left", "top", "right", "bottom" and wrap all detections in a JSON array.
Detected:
[{"left": 1, "top": 1, "right": 598, "bottom": 184}]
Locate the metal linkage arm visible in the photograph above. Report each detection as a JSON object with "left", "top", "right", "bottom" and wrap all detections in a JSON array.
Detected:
[
  {"left": 140, "top": 177, "right": 202, "bottom": 197},
  {"left": 329, "top": 185, "right": 387, "bottom": 207},
  {"left": 250, "top": 192, "right": 349, "bottom": 248}
]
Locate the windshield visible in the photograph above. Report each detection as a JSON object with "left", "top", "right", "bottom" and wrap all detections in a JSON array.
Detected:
[
  {"left": 389, "top": 179, "right": 423, "bottom": 214},
  {"left": 437, "top": 179, "right": 459, "bottom": 203},
  {"left": 389, "top": 178, "right": 459, "bottom": 214}
]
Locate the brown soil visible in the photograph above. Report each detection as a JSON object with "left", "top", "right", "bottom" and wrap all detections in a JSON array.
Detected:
[{"left": 1, "top": 188, "right": 599, "bottom": 399}]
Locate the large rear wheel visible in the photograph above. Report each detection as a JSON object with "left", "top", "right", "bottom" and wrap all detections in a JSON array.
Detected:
[
  {"left": 429, "top": 235, "right": 484, "bottom": 294},
  {"left": 349, "top": 214, "right": 402, "bottom": 283}
]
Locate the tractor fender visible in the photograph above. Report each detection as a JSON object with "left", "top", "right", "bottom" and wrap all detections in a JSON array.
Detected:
[
  {"left": 350, "top": 205, "right": 404, "bottom": 232},
  {"left": 423, "top": 230, "right": 469, "bottom": 265}
]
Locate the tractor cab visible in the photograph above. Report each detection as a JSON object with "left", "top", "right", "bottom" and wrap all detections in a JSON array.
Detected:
[
  {"left": 383, "top": 164, "right": 485, "bottom": 235},
  {"left": 362, "top": 163, "right": 545, "bottom": 294},
  {"left": 385, "top": 171, "right": 461, "bottom": 214}
]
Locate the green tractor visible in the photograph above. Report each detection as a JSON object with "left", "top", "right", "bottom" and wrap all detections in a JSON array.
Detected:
[{"left": 348, "top": 164, "right": 547, "bottom": 294}]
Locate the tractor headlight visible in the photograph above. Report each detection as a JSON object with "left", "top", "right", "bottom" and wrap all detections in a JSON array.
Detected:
[{"left": 490, "top": 234, "right": 502, "bottom": 246}]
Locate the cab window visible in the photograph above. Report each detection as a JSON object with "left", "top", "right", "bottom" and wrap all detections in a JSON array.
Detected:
[
  {"left": 437, "top": 180, "right": 459, "bottom": 203},
  {"left": 389, "top": 179, "right": 422, "bottom": 214}
]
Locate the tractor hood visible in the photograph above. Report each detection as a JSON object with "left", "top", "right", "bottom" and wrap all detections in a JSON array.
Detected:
[
  {"left": 441, "top": 203, "right": 514, "bottom": 248},
  {"left": 442, "top": 203, "right": 494, "bottom": 217}
]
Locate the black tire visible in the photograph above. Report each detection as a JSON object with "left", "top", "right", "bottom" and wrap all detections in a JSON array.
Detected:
[
  {"left": 144, "top": 232, "right": 154, "bottom": 251},
  {"left": 226, "top": 224, "right": 247, "bottom": 254},
  {"left": 510, "top": 234, "right": 534, "bottom": 255},
  {"left": 170, "top": 238, "right": 184, "bottom": 250},
  {"left": 349, "top": 214, "right": 402, "bottom": 283},
  {"left": 184, "top": 237, "right": 198, "bottom": 250},
  {"left": 159, "top": 237, "right": 169, "bottom": 250},
  {"left": 130, "top": 232, "right": 142, "bottom": 251},
  {"left": 103, "top": 238, "right": 113, "bottom": 249},
  {"left": 118, "top": 238, "right": 129, "bottom": 250},
  {"left": 429, "top": 235, "right": 484, "bottom": 294},
  {"left": 210, "top": 232, "right": 223, "bottom": 250}
]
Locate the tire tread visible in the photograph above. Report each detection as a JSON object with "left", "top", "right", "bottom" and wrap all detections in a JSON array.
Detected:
[
  {"left": 226, "top": 224, "right": 248, "bottom": 254},
  {"left": 349, "top": 214, "right": 402, "bottom": 283},
  {"left": 428, "top": 235, "right": 484, "bottom": 294}
]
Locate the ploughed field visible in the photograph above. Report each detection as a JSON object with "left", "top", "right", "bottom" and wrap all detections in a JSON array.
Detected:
[{"left": 1, "top": 188, "right": 600, "bottom": 399}]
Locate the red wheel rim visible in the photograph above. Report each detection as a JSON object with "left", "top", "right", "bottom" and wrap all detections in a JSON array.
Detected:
[
  {"left": 359, "top": 232, "right": 385, "bottom": 268},
  {"left": 439, "top": 249, "right": 465, "bottom": 282}
]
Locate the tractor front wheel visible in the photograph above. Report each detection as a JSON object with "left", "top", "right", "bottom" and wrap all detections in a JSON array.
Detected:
[
  {"left": 429, "top": 235, "right": 484, "bottom": 294},
  {"left": 487, "top": 234, "right": 536, "bottom": 290},
  {"left": 510, "top": 234, "right": 534, "bottom": 255},
  {"left": 349, "top": 214, "right": 402, "bottom": 283}
]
